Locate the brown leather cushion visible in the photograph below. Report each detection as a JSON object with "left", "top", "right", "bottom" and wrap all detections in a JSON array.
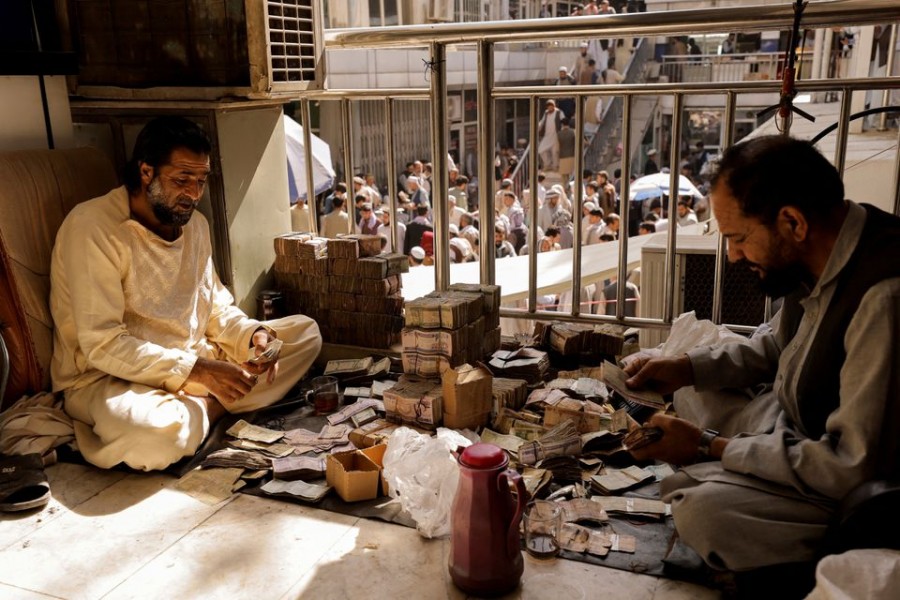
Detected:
[{"left": 0, "top": 148, "right": 118, "bottom": 410}]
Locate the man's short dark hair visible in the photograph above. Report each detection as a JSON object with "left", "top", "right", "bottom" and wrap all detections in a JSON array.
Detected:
[
  {"left": 355, "top": 194, "right": 367, "bottom": 203},
  {"left": 124, "top": 117, "right": 211, "bottom": 194},
  {"left": 545, "top": 227, "right": 560, "bottom": 237},
  {"left": 335, "top": 183, "right": 347, "bottom": 194},
  {"left": 457, "top": 175, "right": 469, "bottom": 185},
  {"left": 582, "top": 169, "right": 593, "bottom": 179},
  {"left": 639, "top": 221, "right": 656, "bottom": 233},
  {"left": 677, "top": 198, "right": 691, "bottom": 208},
  {"left": 332, "top": 196, "right": 345, "bottom": 208},
  {"left": 712, "top": 135, "right": 844, "bottom": 225},
  {"left": 416, "top": 205, "right": 429, "bottom": 216}
]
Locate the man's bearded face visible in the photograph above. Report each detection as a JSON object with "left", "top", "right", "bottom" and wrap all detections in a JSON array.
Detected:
[{"left": 147, "top": 176, "right": 199, "bottom": 227}]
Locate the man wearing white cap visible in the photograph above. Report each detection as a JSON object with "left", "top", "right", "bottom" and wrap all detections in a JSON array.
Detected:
[
  {"left": 554, "top": 68, "right": 577, "bottom": 118},
  {"left": 538, "top": 100, "right": 564, "bottom": 173},
  {"left": 644, "top": 148, "right": 660, "bottom": 175},
  {"left": 407, "top": 175, "right": 429, "bottom": 210},
  {"left": 409, "top": 246, "right": 426, "bottom": 267},
  {"left": 572, "top": 41, "right": 595, "bottom": 83},
  {"left": 538, "top": 187, "right": 562, "bottom": 232},
  {"left": 377, "top": 206, "right": 404, "bottom": 253},
  {"left": 448, "top": 224, "right": 474, "bottom": 263}
]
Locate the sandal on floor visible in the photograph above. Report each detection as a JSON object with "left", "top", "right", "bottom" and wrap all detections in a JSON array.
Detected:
[{"left": 0, "top": 453, "right": 50, "bottom": 512}]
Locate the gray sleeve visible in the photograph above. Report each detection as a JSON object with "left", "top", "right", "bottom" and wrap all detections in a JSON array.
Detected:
[{"left": 721, "top": 279, "right": 900, "bottom": 500}]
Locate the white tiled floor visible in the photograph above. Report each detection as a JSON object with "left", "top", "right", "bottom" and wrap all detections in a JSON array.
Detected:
[{"left": 0, "top": 463, "right": 721, "bottom": 600}]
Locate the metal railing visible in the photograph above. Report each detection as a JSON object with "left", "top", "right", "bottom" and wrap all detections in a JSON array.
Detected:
[
  {"left": 313, "top": 0, "right": 900, "bottom": 336},
  {"left": 659, "top": 51, "right": 815, "bottom": 83}
]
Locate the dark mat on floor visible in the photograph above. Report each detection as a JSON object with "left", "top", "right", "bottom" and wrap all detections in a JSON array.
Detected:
[{"left": 238, "top": 402, "right": 723, "bottom": 590}]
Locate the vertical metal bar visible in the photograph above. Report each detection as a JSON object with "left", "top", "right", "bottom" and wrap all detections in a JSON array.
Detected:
[
  {"left": 662, "top": 93, "right": 684, "bottom": 323},
  {"left": 834, "top": 88, "right": 853, "bottom": 176},
  {"left": 879, "top": 24, "right": 898, "bottom": 131},
  {"left": 384, "top": 98, "right": 399, "bottom": 252},
  {"left": 340, "top": 99, "right": 354, "bottom": 231},
  {"left": 712, "top": 91, "right": 736, "bottom": 325},
  {"left": 570, "top": 95, "right": 585, "bottom": 317},
  {"left": 528, "top": 96, "right": 539, "bottom": 314},
  {"left": 430, "top": 42, "right": 450, "bottom": 291},
  {"left": 615, "top": 94, "right": 633, "bottom": 321},
  {"left": 300, "top": 98, "right": 319, "bottom": 235},
  {"left": 893, "top": 125, "right": 900, "bottom": 217},
  {"left": 477, "top": 40, "right": 495, "bottom": 285}
]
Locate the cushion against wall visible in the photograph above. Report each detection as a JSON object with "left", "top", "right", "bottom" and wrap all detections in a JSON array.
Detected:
[{"left": 0, "top": 148, "right": 118, "bottom": 410}]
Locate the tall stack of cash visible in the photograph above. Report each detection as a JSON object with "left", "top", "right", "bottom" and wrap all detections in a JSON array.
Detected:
[
  {"left": 273, "top": 233, "right": 407, "bottom": 348},
  {"left": 401, "top": 284, "right": 502, "bottom": 377},
  {"left": 491, "top": 377, "right": 529, "bottom": 416},
  {"left": 446, "top": 283, "right": 502, "bottom": 356}
]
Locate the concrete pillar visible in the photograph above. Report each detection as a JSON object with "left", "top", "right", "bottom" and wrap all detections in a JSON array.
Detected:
[
  {"left": 849, "top": 25, "right": 875, "bottom": 133},
  {"left": 811, "top": 29, "right": 824, "bottom": 103}
]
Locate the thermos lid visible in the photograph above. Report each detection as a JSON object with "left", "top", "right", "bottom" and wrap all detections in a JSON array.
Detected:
[{"left": 459, "top": 443, "right": 507, "bottom": 469}]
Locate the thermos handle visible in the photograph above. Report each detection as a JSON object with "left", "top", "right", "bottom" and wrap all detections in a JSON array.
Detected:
[{"left": 498, "top": 469, "right": 528, "bottom": 559}]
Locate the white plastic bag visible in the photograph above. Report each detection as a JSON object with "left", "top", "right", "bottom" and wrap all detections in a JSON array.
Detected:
[
  {"left": 659, "top": 311, "right": 748, "bottom": 357},
  {"left": 382, "top": 427, "right": 473, "bottom": 538}
]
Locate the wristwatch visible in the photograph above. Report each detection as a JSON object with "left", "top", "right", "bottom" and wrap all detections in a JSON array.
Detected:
[{"left": 696, "top": 428, "right": 720, "bottom": 460}]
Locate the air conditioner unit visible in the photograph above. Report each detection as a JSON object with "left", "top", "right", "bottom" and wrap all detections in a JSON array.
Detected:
[
  {"left": 67, "top": 0, "right": 324, "bottom": 100},
  {"left": 639, "top": 233, "right": 767, "bottom": 348}
]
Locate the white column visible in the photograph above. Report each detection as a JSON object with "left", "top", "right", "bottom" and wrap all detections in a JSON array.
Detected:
[
  {"left": 849, "top": 25, "right": 875, "bottom": 134},
  {"left": 811, "top": 29, "right": 825, "bottom": 103}
]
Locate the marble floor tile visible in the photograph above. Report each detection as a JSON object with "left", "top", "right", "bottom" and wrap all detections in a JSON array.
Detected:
[
  {"left": 0, "top": 473, "right": 226, "bottom": 600},
  {"left": 104, "top": 494, "right": 359, "bottom": 600},
  {"left": 282, "top": 517, "right": 463, "bottom": 600},
  {"left": 0, "top": 582, "right": 65, "bottom": 599},
  {"left": 0, "top": 463, "right": 127, "bottom": 550}
]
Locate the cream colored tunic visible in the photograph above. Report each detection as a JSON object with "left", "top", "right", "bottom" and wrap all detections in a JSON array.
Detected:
[
  {"left": 50, "top": 187, "right": 321, "bottom": 470},
  {"left": 664, "top": 202, "right": 900, "bottom": 571}
]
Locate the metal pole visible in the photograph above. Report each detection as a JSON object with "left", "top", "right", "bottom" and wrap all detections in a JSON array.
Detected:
[
  {"left": 300, "top": 99, "right": 319, "bottom": 235},
  {"left": 893, "top": 125, "right": 900, "bottom": 217},
  {"left": 429, "top": 41, "right": 450, "bottom": 292},
  {"left": 879, "top": 24, "right": 898, "bottom": 131},
  {"left": 712, "top": 91, "right": 736, "bottom": 324},
  {"left": 615, "top": 94, "right": 633, "bottom": 321},
  {"left": 835, "top": 87, "right": 853, "bottom": 175},
  {"left": 570, "top": 96, "right": 585, "bottom": 317},
  {"left": 477, "top": 40, "right": 496, "bottom": 285},
  {"left": 340, "top": 99, "right": 354, "bottom": 230},
  {"left": 384, "top": 98, "right": 399, "bottom": 252},
  {"left": 663, "top": 93, "right": 684, "bottom": 323},
  {"left": 528, "top": 96, "right": 539, "bottom": 314}
]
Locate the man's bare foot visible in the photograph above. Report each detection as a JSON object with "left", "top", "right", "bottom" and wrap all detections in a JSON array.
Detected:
[{"left": 201, "top": 395, "right": 227, "bottom": 425}]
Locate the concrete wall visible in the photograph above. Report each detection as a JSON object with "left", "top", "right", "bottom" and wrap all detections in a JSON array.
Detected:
[
  {"left": 215, "top": 107, "right": 292, "bottom": 314},
  {"left": 0, "top": 76, "right": 74, "bottom": 151}
]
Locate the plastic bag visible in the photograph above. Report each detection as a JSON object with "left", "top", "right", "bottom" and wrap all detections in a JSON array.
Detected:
[
  {"left": 659, "top": 311, "right": 748, "bottom": 357},
  {"left": 382, "top": 427, "right": 473, "bottom": 539}
]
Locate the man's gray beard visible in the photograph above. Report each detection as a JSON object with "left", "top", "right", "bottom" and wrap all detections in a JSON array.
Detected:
[{"left": 148, "top": 178, "right": 194, "bottom": 227}]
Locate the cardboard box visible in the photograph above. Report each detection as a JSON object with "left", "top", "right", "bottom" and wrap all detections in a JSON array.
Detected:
[
  {"left": 442, "top": 363, "right": 493, "bottom": 429},
  {"left": 326, "top": 450, "right": 381, "bottom": 502},
  {"left": 360, "top": 443, "right": 390, "bottom": 496}
]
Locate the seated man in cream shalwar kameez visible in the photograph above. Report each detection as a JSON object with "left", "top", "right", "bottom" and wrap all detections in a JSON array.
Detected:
[
  {"left": 50, "top": 117, "right": 322, "bottom": 471},
  {"left": 623, "top": 136, "right": 900, "bottom": 577}
]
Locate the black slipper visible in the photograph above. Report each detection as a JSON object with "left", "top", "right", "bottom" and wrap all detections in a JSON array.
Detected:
[{"left": 0, "top": 453, "right": 50, "bottom": 512}]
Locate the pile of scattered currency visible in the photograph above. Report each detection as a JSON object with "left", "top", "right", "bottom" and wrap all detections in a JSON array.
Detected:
[{"left": 273, "top": 232, "right": 407, "bottom": 348}]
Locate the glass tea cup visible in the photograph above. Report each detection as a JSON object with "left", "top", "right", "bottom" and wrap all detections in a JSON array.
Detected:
[
  {"left": 524, "top": 500, "right": 562, "bottom": 560},
  {"left": 306, "top": 376, "right": 340, "bottom": 415}
]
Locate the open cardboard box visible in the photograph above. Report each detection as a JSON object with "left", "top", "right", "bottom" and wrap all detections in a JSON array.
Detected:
[
  {"left": 360, "top": 443, "right": 390, "bottom": 497},
  {"left": 326, "top": 450, "right": 381, "bottom": 502}
]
